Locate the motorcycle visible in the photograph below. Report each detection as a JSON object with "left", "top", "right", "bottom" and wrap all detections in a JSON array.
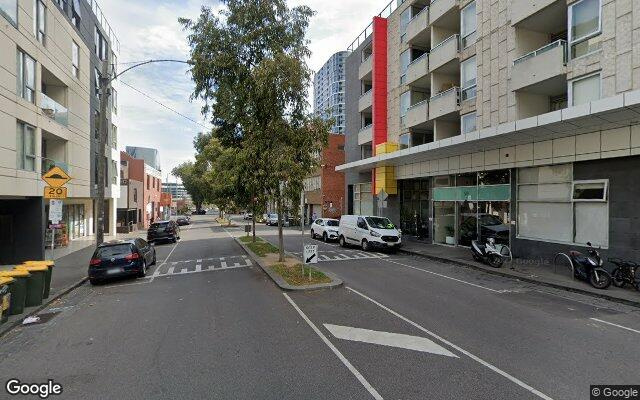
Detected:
[
  {"left": 608, "top": 258, "right": 640, "bottom": 291},
  {"left": 568, "top": 242, "right": 611, "bottom": 289},
  {"left": 471, "top": 237, "right": 504, "bottom": 268}
]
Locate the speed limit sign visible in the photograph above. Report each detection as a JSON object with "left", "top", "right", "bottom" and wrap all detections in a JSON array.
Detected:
[{"left": 44, "top": 186, "right": 68, "bottom": 199}]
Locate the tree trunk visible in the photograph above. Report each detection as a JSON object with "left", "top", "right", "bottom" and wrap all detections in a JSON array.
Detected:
[
  {"left": 95, "top": 60, "right": 111, "bottom": 247},
  {"left": 251, "top": 197, "right": 256, "bottom": 243},
  {"left": 277, "top": 196, "right": 285, "bottom": 263}
]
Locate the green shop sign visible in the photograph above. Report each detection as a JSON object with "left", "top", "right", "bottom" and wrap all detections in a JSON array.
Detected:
[{"left": 433, "top": 184, "right": 511, "bottom": 202}]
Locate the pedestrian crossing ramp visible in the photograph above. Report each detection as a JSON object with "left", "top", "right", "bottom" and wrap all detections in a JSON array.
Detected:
[
  {"left": 152, "top": 255, "right": 252, "bottom": 277},
  {"left": 290, "top": 250, "right": 389, "bottom": 263}
]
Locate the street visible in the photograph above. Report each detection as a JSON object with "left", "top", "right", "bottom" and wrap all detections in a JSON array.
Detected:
[{"left": 1, "top": 215, "right": 639, "bottom": 400}]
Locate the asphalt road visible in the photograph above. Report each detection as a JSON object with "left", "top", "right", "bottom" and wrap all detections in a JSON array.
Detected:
[{"left": 1, "top": 214, "right": 639, "bottom": 400}]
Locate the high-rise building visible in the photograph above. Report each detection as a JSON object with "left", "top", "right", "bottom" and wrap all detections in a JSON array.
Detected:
[
  {"left": 314, "top": 51, "right": 348, "bottom": 134},
  {"left": 339, "top": 0, "right": 640, "bottom": 262},
  {"left": 162, "top": 182, "right": 190, "bottom": 201}
]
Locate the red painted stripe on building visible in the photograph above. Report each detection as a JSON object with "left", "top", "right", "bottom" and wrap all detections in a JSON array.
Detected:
[{"left": 372, "top": 16, "right": 388, "bottom": 154}]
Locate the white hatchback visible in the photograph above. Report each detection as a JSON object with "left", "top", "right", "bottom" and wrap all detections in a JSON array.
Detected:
[{"left": 310, "top": 218, "right": 340, "bottom": 242}]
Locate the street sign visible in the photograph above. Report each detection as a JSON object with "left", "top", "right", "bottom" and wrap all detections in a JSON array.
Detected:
[
  {"left": 49, "top": 199, "right": 63, "bottom": 224},
  {"left": 377, "top": 188, "right": 389, "bottom": 209},
  {"left": 42, "top": 166, "right": 71, "bottom": 188},
  {"left": 303, "top": 244, "right": 318, "bottom": 264},
  {"left": 44, "top": 186, "right": 67, "bottom": 199}
]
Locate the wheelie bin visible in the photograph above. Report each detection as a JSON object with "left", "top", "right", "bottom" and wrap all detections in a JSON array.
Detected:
[
  {"left": 0, "top": 270, "right": 31, "bottom": 315},
  {"left": 15, "top": 265, "right": 47, "bottom": 307},
  {"left": 0, "top": 277, "right": 14, "bottom": 324},
  {"left": 22, "top": 261, "right": 54, "bottom": 298}
]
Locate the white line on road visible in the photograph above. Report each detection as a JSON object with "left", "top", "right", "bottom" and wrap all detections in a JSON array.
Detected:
[
  {"left": 346, "top": 287, "right": 555, "bottom": 400},
  {"left": 283, "top": 293, "right": 384, "bottom": 400},
  {"left": 383, "top": 259, "right": 502, "bottom": 293},
  {"left": 590, "top": 318, "right": 640, "bottom": 334},
  {"left": 324, "top": 324, "right": 458, "bottom": 358}
]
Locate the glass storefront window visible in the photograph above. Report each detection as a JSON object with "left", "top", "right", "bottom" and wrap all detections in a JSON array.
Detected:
[
  {"left": 434, "top": 201, "right": 456, "bottom": 245},
  {"left": 457, "top": 200, "right": 477, "bottom": 247},
  {"left": 478, "top": 170, "right": 510, "bottom": 185},
  {"left": 400, "top": 180, "right": 430, "bottom": 238},
  {"left": 478, "top": 201, "right": 510, "bottom": 245},
  {"left": 456, "top": 173, "right": 477, "bottom": 187}
]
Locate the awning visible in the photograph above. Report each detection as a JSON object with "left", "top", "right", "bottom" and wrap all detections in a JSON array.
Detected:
[{"left": 337, "top": 90, "right": 640, "bottom": 173}]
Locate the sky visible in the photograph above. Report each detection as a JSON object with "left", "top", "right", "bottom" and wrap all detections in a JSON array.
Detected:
[{"left": 100, "top": 0, "right": 386, "bottom": 179}]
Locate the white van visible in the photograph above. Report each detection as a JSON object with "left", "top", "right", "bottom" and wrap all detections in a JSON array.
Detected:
[{"left": 338, "top": 215, "right": 402, "bottom": 251}]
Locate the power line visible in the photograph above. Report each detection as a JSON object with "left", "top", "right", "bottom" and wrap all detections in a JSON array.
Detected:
[{"left": 119, "top": 79, "right": 208, "bottom": 130}]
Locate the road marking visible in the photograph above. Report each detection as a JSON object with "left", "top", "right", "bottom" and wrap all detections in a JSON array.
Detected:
[
  {"left": 283, "top": 293, "right": 383, "bottom": 400},
  {"left": 324, "top": 324, "right": 458, "bottom": 358},
  {"left": 383, "top": 259, "right": 502, "bottom": 293},
  {"left": 221, "top": 261, "right": 228, "bottom": 268},
  {"left": 150, "top": 222, "right": 192, "bottom": 282},
  {"left": 346, "top": 287, "right": 555, "bottom": 400},
  {"left": 167, "top": 266, "right": 175, "bottom": 275},
  {"left": 590, "top": 318, "right": 640, "bottom": 334},
  {"left": 195, "top": 264, "right": 202, "bottom": 272}
]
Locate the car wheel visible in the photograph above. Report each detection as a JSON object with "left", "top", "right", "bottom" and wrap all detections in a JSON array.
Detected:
[
  {"left": 89, "top": 278, "right": 100, "bottom": 286},
  {"left": 310, "top": 229, "right": 315, "bottom": 239},
  {"left": 361, "top": 239, "right": 370, "bottom": 252},
  {"left": 323, "top": 232, "right": 328, "bottom": 242},
  {"left": 172, "top": 235, "right": 177, "bottom": 243},
  {"left": 152, "top": 250, "right": 157, "bottom": 266},
  {"left": 138, "top": 260, "right": 147, "bottom": 278},
  {"left": 339, "top": 236, "right": 347, "bottom": 248}
]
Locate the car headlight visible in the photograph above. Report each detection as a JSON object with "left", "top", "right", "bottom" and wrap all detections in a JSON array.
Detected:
[{"left": 370, "top": 230, "right": 381, "bottom": 237}]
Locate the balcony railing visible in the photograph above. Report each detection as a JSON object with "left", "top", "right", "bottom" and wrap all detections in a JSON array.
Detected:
[
  {"left": 40, "top": 93, "right": 69, "bottom": 126},
  {"left": 429, "top": 87, "right": 460, "bottom": 119},
  {"left": 41, "top": 158, "right": 69, "bottom": 174},
  {"left": 513, "top": 40, "right": 567, "bottom": 66},
  {"left": 347, "top": 0, "right": 399, "bottom": 51}
]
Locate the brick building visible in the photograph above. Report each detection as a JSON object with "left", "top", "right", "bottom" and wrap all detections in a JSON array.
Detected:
[
  {"left": 304, "top": 134, "right": 346, "bottom": 222},
  {"left": 118, "top": 151, "right": 162, "bottom": 230}
]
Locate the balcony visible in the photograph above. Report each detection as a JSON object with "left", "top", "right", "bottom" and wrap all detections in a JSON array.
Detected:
[
  {"left": 429, "top": 87, "right": 460, "bottom": 120},
  {"left": 406, "top": 100, "right": 429, "bottom": 129},
  {"left": 512, "top": 40, "right": 567, "bottom": 93},
  {"left": 359, "top": 90, "right": 373, "bottom": 113},
  {"left": 429, "top": 0, "right": 459, "bottom": 27},
  {"left": 511, "top": 0, "right": 566, "bottom": 33},
  {"left": 429, "top": 34, "right": 459, "bottom": 72},
  {"left": 40, "top": 93, "right": 68, "bottom": 126},
  {"left": 359, "top": 55, "right": 373, "bottom": 81},
  {"left": 358, "top": 125, "right": 373, "bottom": 145},
  {"left": 406, "top": 7, "right": 430, "bottom": 46},
  {"left": 407, "top": 53, "right": 430, "bottom": 88}
]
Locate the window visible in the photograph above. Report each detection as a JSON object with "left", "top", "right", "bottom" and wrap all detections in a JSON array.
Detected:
[
  {"left": 400, "top": 49, "right": 410, "bottom": 84},
  {"left": 400, "top": 91, "right": 411, "bottom": 127},
  {"left": 94, "top": 68, "right": 101, "bottom": 98},
  {"left": 17, "top": 50, "right": 36, "bottom": 104},
  {"left": 147, "top": 176, "right": 150, "bottom": 190},
  {"left": 112, "top": 88, "right": 118, "bottom": 114},
  {"left": 460, "top": 56, "right": 477, "bottom": 101},
  {"left": 460, "top": 1, "right": 476, "bottom": 49},
  {"left": 0, "top": 0, "right": 17, "bottom": 25},
  {"left": 461, "top": 112, "right": 476, "bottom": 134},
  {"left": 133, "top": 188, "right": 138, "bottom": 203},
  {"left": 572, "top": 180, "right": 607, "bottom": 201},
  {"left": 569, "top": 73, "right": 600, "bottom": 106},
  {"left": 72, "top": 41, "right": 80, "bottom": 78},
  {"left": 400, "top": 7, "right": 411, "bottom": 43},
  {"left": 71, "top": 0, "right": 81, "bottom": 28},
  {"left": 16, "top": 122, "right": 36, "bottom": 171},
  {"left": 399, "top": 133, "right": 410, "bottom": 149},
  {"left": 111, "top": 125, "right": 118, "bottom": 148},
  {"left": 34, "top": 0, "right": 46, "bottom": 45},
  {"left": 569, "top": 0, "right": 602, "bottom": 58},
  {"left": 95, "top": 26, "right": 107, "bottom": 61}
]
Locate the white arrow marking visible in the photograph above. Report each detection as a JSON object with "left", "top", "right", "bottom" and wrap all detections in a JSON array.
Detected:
[{"left": 324, "top": 324, "right": 458, "bottom": 358}]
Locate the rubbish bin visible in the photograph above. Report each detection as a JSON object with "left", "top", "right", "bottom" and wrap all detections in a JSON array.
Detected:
[
  {"left": 0, "top": 277, "right": 14, "bottom": 324},
  {"left": 0, "top": 270, "right": 30, "bottom": 315},
  {"left": 15, "top": 265, "right": 48, "bottom": 307},
  {"left": 22, "top": 261, "right": 54, "bottom": 298}
]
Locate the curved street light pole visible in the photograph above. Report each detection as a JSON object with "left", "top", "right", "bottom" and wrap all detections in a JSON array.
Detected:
[{"left": 95, "top": 59, "right": 190, "bottom": 246}]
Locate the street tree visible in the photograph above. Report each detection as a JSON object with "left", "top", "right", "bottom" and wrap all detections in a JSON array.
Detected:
[
  {"left": 181, "top": 0, "right": 331, "bottom": 261},
  {"left": 172, "top": 161, "right": 208, "bottom": 213}
]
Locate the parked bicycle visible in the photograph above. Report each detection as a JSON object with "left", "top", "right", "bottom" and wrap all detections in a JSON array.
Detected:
[{"left": 608, "top": 258, "right": 640, "bottom": 291}]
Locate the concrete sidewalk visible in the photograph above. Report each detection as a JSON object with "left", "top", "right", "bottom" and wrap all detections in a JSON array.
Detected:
[{"left": 399, "top": 239, "right": 640, "bottom": 307}]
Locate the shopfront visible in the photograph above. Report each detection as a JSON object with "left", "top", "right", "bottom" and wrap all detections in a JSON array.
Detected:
[
  {"left": 44, "top": 200, "right": 91, "bottom": 249},
  {"left": 399, "top": 179, "right": 430, "bottom": 239},
  {"left": 432, "top": 170, "right": 511, "bottom": 247}
]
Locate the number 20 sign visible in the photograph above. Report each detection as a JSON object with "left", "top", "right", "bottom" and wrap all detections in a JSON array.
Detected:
[{"left": 44, "top": 186, "right": 68, "bottom": 199}]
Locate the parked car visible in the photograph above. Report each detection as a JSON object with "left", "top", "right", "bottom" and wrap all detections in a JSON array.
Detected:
[
  {"left": 88, "top": 239, "right": 156, "bottom": 285},
  {"left": 243, "top": 213, "right": 253, "bottom": 221},
  {"left": 338, "top": 215, "right": 402, "bottom": 251},
  {"left": 311, "top": 218, "right": 340, "bottom": 242},
  {"left": 147, "top": 220, "right": 180, "bottom": 243},
  {"left": 176, "top": 216, "right": 190, "bottom": 226},
  {"left": 266, "top": 213, "right": 279, "bottom": 226}
]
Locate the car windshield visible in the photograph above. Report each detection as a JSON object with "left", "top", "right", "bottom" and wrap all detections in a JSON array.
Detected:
[
  {"left": 326, "top": 220, "right": 339, "bottom": 227},
  {"left": 479, "top": 215, "right": 504, "bottom": 226},
  {"left": 151, "top": 222, "right": 169, "bottom": 229},
  {"left": 95, "top": 244, "right": 133, "bottom": 258},
  {"left": 365, "top": 217, "right": 395, "bottom": 229},
  {"left": 269, "top": 214, "right": 278, "bottom": 218}
]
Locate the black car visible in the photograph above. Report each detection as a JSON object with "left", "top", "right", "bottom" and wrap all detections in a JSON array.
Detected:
[
  {"left": 88, "top": 239, "right": 156, "bottom": 285},
  {"left": 176, "top": 217, "right": 190, "bottom": 226},
  {"left": 147, "top": 220, "right": 180, "bottom": 243}
]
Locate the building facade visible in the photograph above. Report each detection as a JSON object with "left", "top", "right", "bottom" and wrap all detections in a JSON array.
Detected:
[
  {"left": 304, "top": 134, "right": 346, "bottom": 222},
  {"left": 314, "top": 51, "right": 348, "bottom": 134},
  {"left": 118, "top": 150, "right": 162, "bottom": 230},
  {"left": 162, "top": 182, "right": 190, "bottom": 201},
  {"left": 339, "top": 0, "right": 640, "bottom": 262},
  {"left": 0, "top": 0, "right": 97, "bottom": 263}
]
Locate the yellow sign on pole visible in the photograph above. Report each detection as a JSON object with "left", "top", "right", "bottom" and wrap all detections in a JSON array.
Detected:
[
  {"left": 42, "top": 166, "right": 71, "bottom": 188},
  {"left": 44, "top": 186, "right": 68, "bottom": 199}
]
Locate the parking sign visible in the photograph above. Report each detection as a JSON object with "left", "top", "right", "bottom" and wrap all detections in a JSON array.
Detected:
[{"left": 303, "top": 244, "right": 318, "bottom": 264}]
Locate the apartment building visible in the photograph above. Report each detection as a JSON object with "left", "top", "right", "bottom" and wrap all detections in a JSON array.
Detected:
[
  {"left": 0, "top": 0, "right": 95, "bottom": 263},
  {"left": 339, "top": 0, "right": 640, "bottom": 261},
  {"left": 314, "top": 51, "right": 348, "bottom": 134},
  {"left": 162, "top": 182, "right": 191, "bottom": 202}
]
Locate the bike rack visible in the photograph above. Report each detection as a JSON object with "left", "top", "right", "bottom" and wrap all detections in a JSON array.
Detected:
[{"left": 553, "top": 252, "right": 575, "bottom": 280}]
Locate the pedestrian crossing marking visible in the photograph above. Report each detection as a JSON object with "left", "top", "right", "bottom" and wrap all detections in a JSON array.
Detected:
[
  {"left": 291, "top": 250, "right": 389, "bottom": 263},
  {"left": 152, "top": 256, "right": 252, "bottom": 278}
]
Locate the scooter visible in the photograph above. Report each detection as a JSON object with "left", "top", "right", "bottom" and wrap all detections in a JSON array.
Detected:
[
  {"left": 568, "top": 242, "right": 612, "bottom": 289},
  {"left": 471, "top": 237, "right": 504, "bottom": 268},
  {"left": 608, "top": 258, "right": 640, "bottom": 291}
]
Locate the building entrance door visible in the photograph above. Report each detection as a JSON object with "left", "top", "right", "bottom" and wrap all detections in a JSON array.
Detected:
[{"left": 400, "top": 179, "right": 430, "bottom": 239}]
